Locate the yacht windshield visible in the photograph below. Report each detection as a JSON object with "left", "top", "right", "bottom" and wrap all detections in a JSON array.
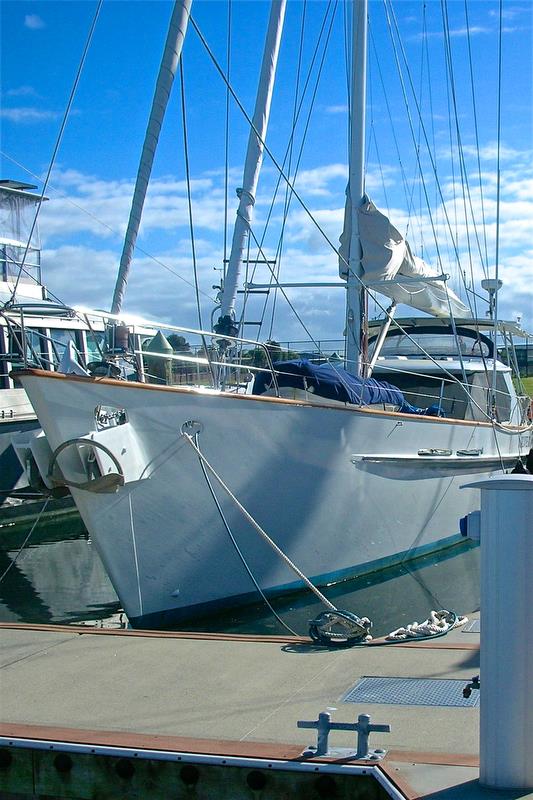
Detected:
[{"left": 369, "top": 330, "right": 492, "bottom": 359}]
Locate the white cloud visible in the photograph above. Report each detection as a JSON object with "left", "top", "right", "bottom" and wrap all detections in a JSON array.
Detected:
[
  {"left": 489, "top": 6, "right": 527, "bottom": 20},
  {"left": 5, "top": 85, "right": 38, "bottom": 98},
  {"left": 293, "top": 164, "right": 347, "bottom": 197},
  {"left": 24, "top": 14, "right": 45, "bottom": 30},
  {"left": 325, "top": 105, "right": 348, "bottom": 115},
  {"left": 39, "top": 171, "right": 225, "bottom": 244},
  {"left": 32, "top": 145, "right": 532, "bottom": 343},
  {"left": 460, "top": 143, "right": 530, "bottom": 163},
  {"left": 364, "top": 164, "right": 399, "bottom": 191},
  {"left": 284, "top": 207, "right": 344, "bottom": 251},
  {"left": 503, "top": 178, "right": 533, "bottom": 201},
  {"left": 449, "top": 26, "right": 492, "bottom": 37},
  {"left": 0, "top": 107, "right": 58, "bottom": 123},
  {"left": 412, "top": 26, "right": 491, "bottom": 41}
]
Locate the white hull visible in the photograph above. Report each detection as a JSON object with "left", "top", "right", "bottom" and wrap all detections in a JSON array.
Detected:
[
  {"left": 19, "top": 371, "right": 530, "bottom": 627},
  {"left": 0, "top": 395, "right": 39, "bottom": 498}
]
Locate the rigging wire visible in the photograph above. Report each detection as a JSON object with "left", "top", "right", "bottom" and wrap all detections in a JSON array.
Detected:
[
  {"left": 382, "top": 0, "right": 447, "bottom": 273},
  {"left": 441, "top": 0, "right": 489, "bottom": 286},
  {"left": 443, "top": 6, "right": 459, "bottom": 256},
  {"left": 366, "top": 28, "right": 391, "bottom": 218},
  {"left": 381, "top": 0, "right": 471, "bottom": 361},
  {"left": 370, "top": 12, "right": 434, "bottom": 265},
  {"left": 261, "top": 1, "right": 338, "bottom": 339},
  {"left": 266, "top": 0, "right": 308, "bottom": 340},
  {"left": 368, "top": 27, "right": 411, "bottom": 215},
  {"left": 6, "top": 0, "right": 104, "bottom": 306},
  {"left": 380, "top": 0, "right": 499, "bottom": 423},
  {"left": 422, "top": 4, "right": 439, "bottom": 228},
  {"left": 383, "top": 0, "right": 479, "bottom": 310},
  {"left": 343, "top": 0, "right": 351, "bottom": 120},
  {"left": 223, "top": 0, "right": 232, "bottom": 283},
  {"left": 464, "top": 0, "right": 490, "bottom": 274},
  {"left": 179, "top": 59, "right": 204, "bottom": 331},
  {"left": 386, "top": 1, "right": 489, "bottom": 330},
  {"left": 415, "top": 5, "right": 426, "bottom": 253},
  {"left": 402, "top": 6, "right": 426, "bottom": 248},
  {"left": 491, "top": 0, "right": 504, "bottom": 409},
  {"left": 239, "top": 1, "right": 336, "bottom": 341},
  {"left": 439, "top": 3, "right": 490, "bottom": 343},
  {"left": 440, "top": 0, "right": 505, "bottom": 465},
  {"left": 187, "top": 9, "right": 525, "bottom": 426},
  {"left": 364, "top": 29, "right": 374, "bottom": 183}
]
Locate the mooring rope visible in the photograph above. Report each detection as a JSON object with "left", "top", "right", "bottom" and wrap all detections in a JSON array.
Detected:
[
  {"left": 192, "top": 433, "right": 300, "bottom": 637},
  {"left": 181, "top": 430, "right": 337, "bottom": 611}
]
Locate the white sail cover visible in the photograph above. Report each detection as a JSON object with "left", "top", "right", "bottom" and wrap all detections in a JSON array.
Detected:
[{"left": 339, "top": 196, "right": 471, "bottom": 318}]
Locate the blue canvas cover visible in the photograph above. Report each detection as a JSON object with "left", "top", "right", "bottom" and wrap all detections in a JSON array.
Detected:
[{"left": 252, "top": 359, "right": 442, "bottom": 416}]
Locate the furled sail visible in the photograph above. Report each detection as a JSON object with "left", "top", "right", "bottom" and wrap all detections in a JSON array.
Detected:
[{"left": 339, "top": 196, "right": 471, "bottom": 318}]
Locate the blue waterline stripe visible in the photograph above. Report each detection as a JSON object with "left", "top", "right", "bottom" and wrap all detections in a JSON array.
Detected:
[{"left": 131, "top": 533, "right": 464, "bottom": 629}]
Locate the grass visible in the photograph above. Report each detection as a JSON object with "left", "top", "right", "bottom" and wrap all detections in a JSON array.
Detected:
[{"left": 522, "top": 377, "right": 533, "bottom": 397}]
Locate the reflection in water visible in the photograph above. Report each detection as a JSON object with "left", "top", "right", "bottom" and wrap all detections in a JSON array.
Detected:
[
  {"left": 177, "top": 541, "right": 480, "bottom": 638},
  {"left": 0, "top": 513, "right": 480, "bottom": 638},
  {"left": 0, "top": 516, "right": 120, "bottom": 624}
]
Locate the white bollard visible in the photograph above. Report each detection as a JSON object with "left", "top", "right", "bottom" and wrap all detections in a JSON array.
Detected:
[{"left": 463, "top": 474, "right": 533, "bottom": 790}]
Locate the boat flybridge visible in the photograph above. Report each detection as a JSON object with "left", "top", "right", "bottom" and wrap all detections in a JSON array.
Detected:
[{"left": 0, "top": 181, "right": 155, "bottom": 509}]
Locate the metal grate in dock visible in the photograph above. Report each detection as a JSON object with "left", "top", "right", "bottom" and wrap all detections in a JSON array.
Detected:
[
  {"left": 341, "top": 676, "right": 480, "bottom": 708},
  {"left": 461, "top": 619, "right": 480, "bottom": 633}
]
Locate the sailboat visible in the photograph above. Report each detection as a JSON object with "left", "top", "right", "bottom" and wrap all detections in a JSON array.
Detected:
[{"left": 15, "top": 0, "right": 532, "bottom": 629}]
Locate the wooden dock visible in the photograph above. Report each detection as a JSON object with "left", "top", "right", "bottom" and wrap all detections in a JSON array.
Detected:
[{"left": 0, "top": 615, "right": 530, "bottom": 799}]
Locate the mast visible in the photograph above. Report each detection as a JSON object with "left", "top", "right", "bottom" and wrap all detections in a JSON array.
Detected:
[
  {"left": 111, "top": 0, "right": 192, "bottom": 316},
  {"left": 215, "top": 0, "right": 287, "bottom": 337},
  {"left": 345, "top": 0, "right": 367, "bottom": 375}
]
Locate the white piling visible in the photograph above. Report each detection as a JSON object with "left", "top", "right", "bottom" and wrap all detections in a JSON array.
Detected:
[{"left": 463, "top": 474, "right": 533, "bottom": 790}]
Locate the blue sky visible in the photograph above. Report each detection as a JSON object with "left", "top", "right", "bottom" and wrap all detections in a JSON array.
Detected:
[{"left": 1, "top": 0, "right": 532, "bottom": 345}]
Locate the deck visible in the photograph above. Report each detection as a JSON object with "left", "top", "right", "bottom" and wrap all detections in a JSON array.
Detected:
[{"left": 0, "top": 614, "right": 530, "bottom": 799}]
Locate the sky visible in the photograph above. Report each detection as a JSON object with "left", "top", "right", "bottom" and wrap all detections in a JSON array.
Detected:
[{"left": 1, "top": 0, "right": 532, "bottom": 349}]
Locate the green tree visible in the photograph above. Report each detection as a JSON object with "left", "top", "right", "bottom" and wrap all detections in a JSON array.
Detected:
[{"left": 167, "top": 334, "right": 190, "bottom": 352}]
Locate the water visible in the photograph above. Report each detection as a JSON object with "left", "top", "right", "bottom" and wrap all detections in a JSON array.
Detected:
[
  {"left": 0, "top": 515, "right": 480, "bottom": 637},
  {"left": 0, "top": 516, "right": 120, "bottom": 626}
]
